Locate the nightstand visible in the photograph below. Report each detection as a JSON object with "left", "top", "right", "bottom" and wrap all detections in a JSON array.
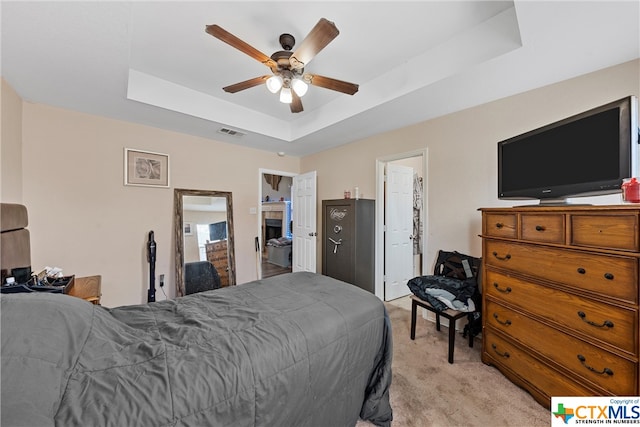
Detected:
[{"left": 67, "top": 275, "right": 101, "bottom": 305}]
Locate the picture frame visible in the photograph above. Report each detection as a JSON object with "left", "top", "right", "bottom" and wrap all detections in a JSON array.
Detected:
[
  {"left": 183, "top": 222, "right": 193, "bottom": 236},
  {"left": 124, "top": 148, "right": 170, "bottom": 188}
]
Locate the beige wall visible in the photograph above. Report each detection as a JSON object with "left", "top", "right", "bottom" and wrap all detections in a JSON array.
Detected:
[
  {"left": 1, "top": 79, "right": 23, "bottom": 203},
  {"left": 302, "top": 59, "right": 640, "bottom": 272},
  {"left": 19, "top": 103, "right": 299, "bottom": 306},
  {"left": 4, "top": 59, "right": 638, "bottom": 306}
]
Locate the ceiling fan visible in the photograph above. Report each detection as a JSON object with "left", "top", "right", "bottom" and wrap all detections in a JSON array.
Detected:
[{"left": 205, "top": 18, "right": 359, "bottom": 113}]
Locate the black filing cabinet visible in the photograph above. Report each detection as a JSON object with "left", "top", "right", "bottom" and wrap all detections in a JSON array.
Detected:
[{"left": 322, "top": 199, "right": 375, "bottom": 293}]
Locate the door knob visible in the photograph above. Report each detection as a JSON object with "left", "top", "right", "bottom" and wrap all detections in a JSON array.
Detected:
[{"left": 308, "top": 232, "right": 317, "bottom": 237}]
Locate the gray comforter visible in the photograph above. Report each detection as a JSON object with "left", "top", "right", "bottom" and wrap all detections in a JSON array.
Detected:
[{"left": 1, "top": 272, "right": 392, "bottom": 427}]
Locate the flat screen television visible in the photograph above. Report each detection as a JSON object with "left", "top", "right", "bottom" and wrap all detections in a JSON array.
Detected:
[
  {"left": 209, "top": 221, "right": 227, "bottom": 241},
  {"left": 498, "top": 95, "right": 639, "bottom": 205}
]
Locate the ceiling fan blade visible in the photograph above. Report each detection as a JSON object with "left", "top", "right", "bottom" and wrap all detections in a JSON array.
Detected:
[
  {"left": 206, "top": 24, "right": 277, "bottom": 71},
  {"left": 289, "top": 18, "right": 339, "bottom": 70},
  {"left": 290, "top": 91, "right": 303, "bottom": 113},
  {"left": 223, "top": 75, "right": 270, "bottom": 93},
  {"left": 305, "top": 74, "right": 359, "bottom": 95}
]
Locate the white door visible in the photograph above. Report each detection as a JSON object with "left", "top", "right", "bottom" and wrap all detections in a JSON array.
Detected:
[
  {"left": 292, "top": 171, "right": 317, "bottom": 272},
  {"left": 384, "top": 163, "right": 414, "bottom": 300}
]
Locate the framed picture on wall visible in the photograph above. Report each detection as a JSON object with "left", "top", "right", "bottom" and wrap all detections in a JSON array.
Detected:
[
  {"left": 124, "top": 148, "right": 170, "bottom": 188},
  {"left": 183, "top": 222, "right": 193, "bottom": 236}
]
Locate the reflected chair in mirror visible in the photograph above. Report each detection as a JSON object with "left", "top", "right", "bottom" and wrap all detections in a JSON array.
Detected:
[{"left": 184, "top": 261, "right": 221, "bottom": 295}]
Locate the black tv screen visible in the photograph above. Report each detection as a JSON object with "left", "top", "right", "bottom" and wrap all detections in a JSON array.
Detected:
[
  {"left": 498, "top": 96, "right": 638, "bottom": 204},
  {"left": 209, "top": 221, "right": 227, "bottom": 241}
]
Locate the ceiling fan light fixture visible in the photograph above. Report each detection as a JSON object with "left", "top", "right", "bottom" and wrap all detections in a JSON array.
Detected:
[
  {"left": 279, "top": 87, "right": 293, "bottom": 104},
  {"left": 291, "top": 78, "right": 308, "bottom": 97},
  {"left": 266, "top": 75, "right": 283, "bottom": 93},
  {"left": 208, "top": 18, "right": 358, "bottom": 114}
]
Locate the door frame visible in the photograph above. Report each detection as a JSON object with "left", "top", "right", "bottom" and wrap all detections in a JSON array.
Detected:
[
  {"left": 258, "top": 168, "right": 297, "bottom": 279},
  {"left": 375, "top": 149, "right": 428, "bottom": 300}
]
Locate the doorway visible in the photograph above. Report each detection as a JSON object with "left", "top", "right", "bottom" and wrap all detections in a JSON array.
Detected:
[
  {"left": 259, "top": 170, "right": 295, "bottom": 279},
  {"left": 375, "top": 149, "right": 428, "bottom": 301},
  {"left": 258, "top": 169, "right": 318, "bottom": 279}
]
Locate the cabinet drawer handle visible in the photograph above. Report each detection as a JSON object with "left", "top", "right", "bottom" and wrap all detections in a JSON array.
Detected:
[
  {"left": 491, "top": 343, "right": 510, "bottom": 358},
  {"left": 577, "top": 267, "right": 586, "bottom": 274},
  {"left": 577, "top": 311, "right": 614, "bottom": 328},
  {"left": 492, "top": 282, "right": 512, "bottom": 293},
  {"left": 492, "top": 313, "right": 512, "bottom": 326},
  {"left": 535, "top": 225, "right": 546, "bottom": 232},
  {"left": 577, "top": 354, "right": 614, "bottom": 376},
  {"left": 495, "top": 223, "right": 504, "bottom": 229},
  {"left": 492, "top": 251, "right": 511, "bottom": 261},
  {"left": 604, "top": 272, "right": 614, "bottom": 280}
]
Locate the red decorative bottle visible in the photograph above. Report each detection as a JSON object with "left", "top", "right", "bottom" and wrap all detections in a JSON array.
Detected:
[{"left": 622, "top": 177, "right": 640, "bottom": 203}]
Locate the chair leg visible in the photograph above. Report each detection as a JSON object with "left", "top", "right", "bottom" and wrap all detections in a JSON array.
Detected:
[
  {"left": 468, "top": 314, "right": 474, "bottom": 348},
  {"left": 448, "top": 317, "right": 456, "bottom": 364},
  {"left": 410, "top": 299, "right": 417, "bottom": 340},
  {"left": 410, "top": 298, "right": 469, "bottom": 364}
]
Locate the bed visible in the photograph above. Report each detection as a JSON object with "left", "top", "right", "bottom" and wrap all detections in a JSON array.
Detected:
[{"left": 1, "top": 271, "right": 393, "bottom": 426}]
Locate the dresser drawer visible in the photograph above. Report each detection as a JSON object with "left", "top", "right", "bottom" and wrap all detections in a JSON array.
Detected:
[
  {"left": 483, "top": 329, "right": 596, "bottom": 399},
  {"left": 484, "top": 213, "right": 517, "bottom": 238},
  {"left": 486, "top": 301, "right": 637, "bottom": 395},
  {"left": 485, "top": 269, "right": 637, "bottom": 354},
  {"left": 485, "top": 240, "right": 638, "bottom": 303},
  {"left": 521, "top": 214, "right": 564, "bottom": 244},
  {"left": 571, "top": 213, "right": 639, "bottom": 252},
  {"left": 206, "top": 240, "right": 228, "bottom": 252}
]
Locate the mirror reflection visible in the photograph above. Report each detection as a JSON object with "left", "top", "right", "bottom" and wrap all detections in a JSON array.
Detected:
[{"left": 174, "top": 189, "right": 235, "bottom": 297}]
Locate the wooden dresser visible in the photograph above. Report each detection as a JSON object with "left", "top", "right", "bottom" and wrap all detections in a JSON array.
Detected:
[
  {"left": 479, "top": 205, "right": 639, "bottom": 408},
  {"left": 206, "top": 240, "right": 229, "bottom": 287}
]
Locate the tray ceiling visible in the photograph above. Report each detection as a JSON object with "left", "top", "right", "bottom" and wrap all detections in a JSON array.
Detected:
[{"left": 2, "top": 1, "right": 638, "bottom": 156}]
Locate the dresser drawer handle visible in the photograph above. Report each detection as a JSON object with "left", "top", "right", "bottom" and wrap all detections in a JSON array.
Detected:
[
  {"left": 535, "top": 225, "right": 546, "bottom": 232},
  {"left": 495, "top": 223, "right": 504, "bottom": 229},
  {"left": 492, "top": 282, "right": 512, "bottom": 293},
  {"left": 492, "top": 313, "right": 512, "bottom": 326},
  {"left": 577, "top": 311, "right": 614, "bottom": 328},
  {"left": 577, "top": 269, "right": 614, "bottom": 280},
  {"left": 492, "top": 252, "right": 511, "bottom": 261},
  {"left": 577, "top": 354, "right": 614, "bottom": 376},
  {"left": 491, "top": 343, "right": 510, "bottom": 358}
]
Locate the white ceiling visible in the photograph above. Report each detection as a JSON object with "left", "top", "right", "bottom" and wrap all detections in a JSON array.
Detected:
[{"left": 2, "top": 1, "right": 638, "bottom": 157}]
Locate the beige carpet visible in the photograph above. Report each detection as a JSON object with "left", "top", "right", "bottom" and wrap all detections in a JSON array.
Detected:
[{"left": 357, "top": 297, "right": 549, "bottom": 427}]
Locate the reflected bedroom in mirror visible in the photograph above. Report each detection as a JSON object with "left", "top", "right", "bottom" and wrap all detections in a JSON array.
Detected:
[{"left": 174, "top": 189, "right": 235, "bottom": 297}]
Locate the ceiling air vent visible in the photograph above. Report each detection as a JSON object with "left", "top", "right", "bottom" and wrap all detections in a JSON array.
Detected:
[{"left": 218, "top": 127, "right": 245, "bottom": 137}]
